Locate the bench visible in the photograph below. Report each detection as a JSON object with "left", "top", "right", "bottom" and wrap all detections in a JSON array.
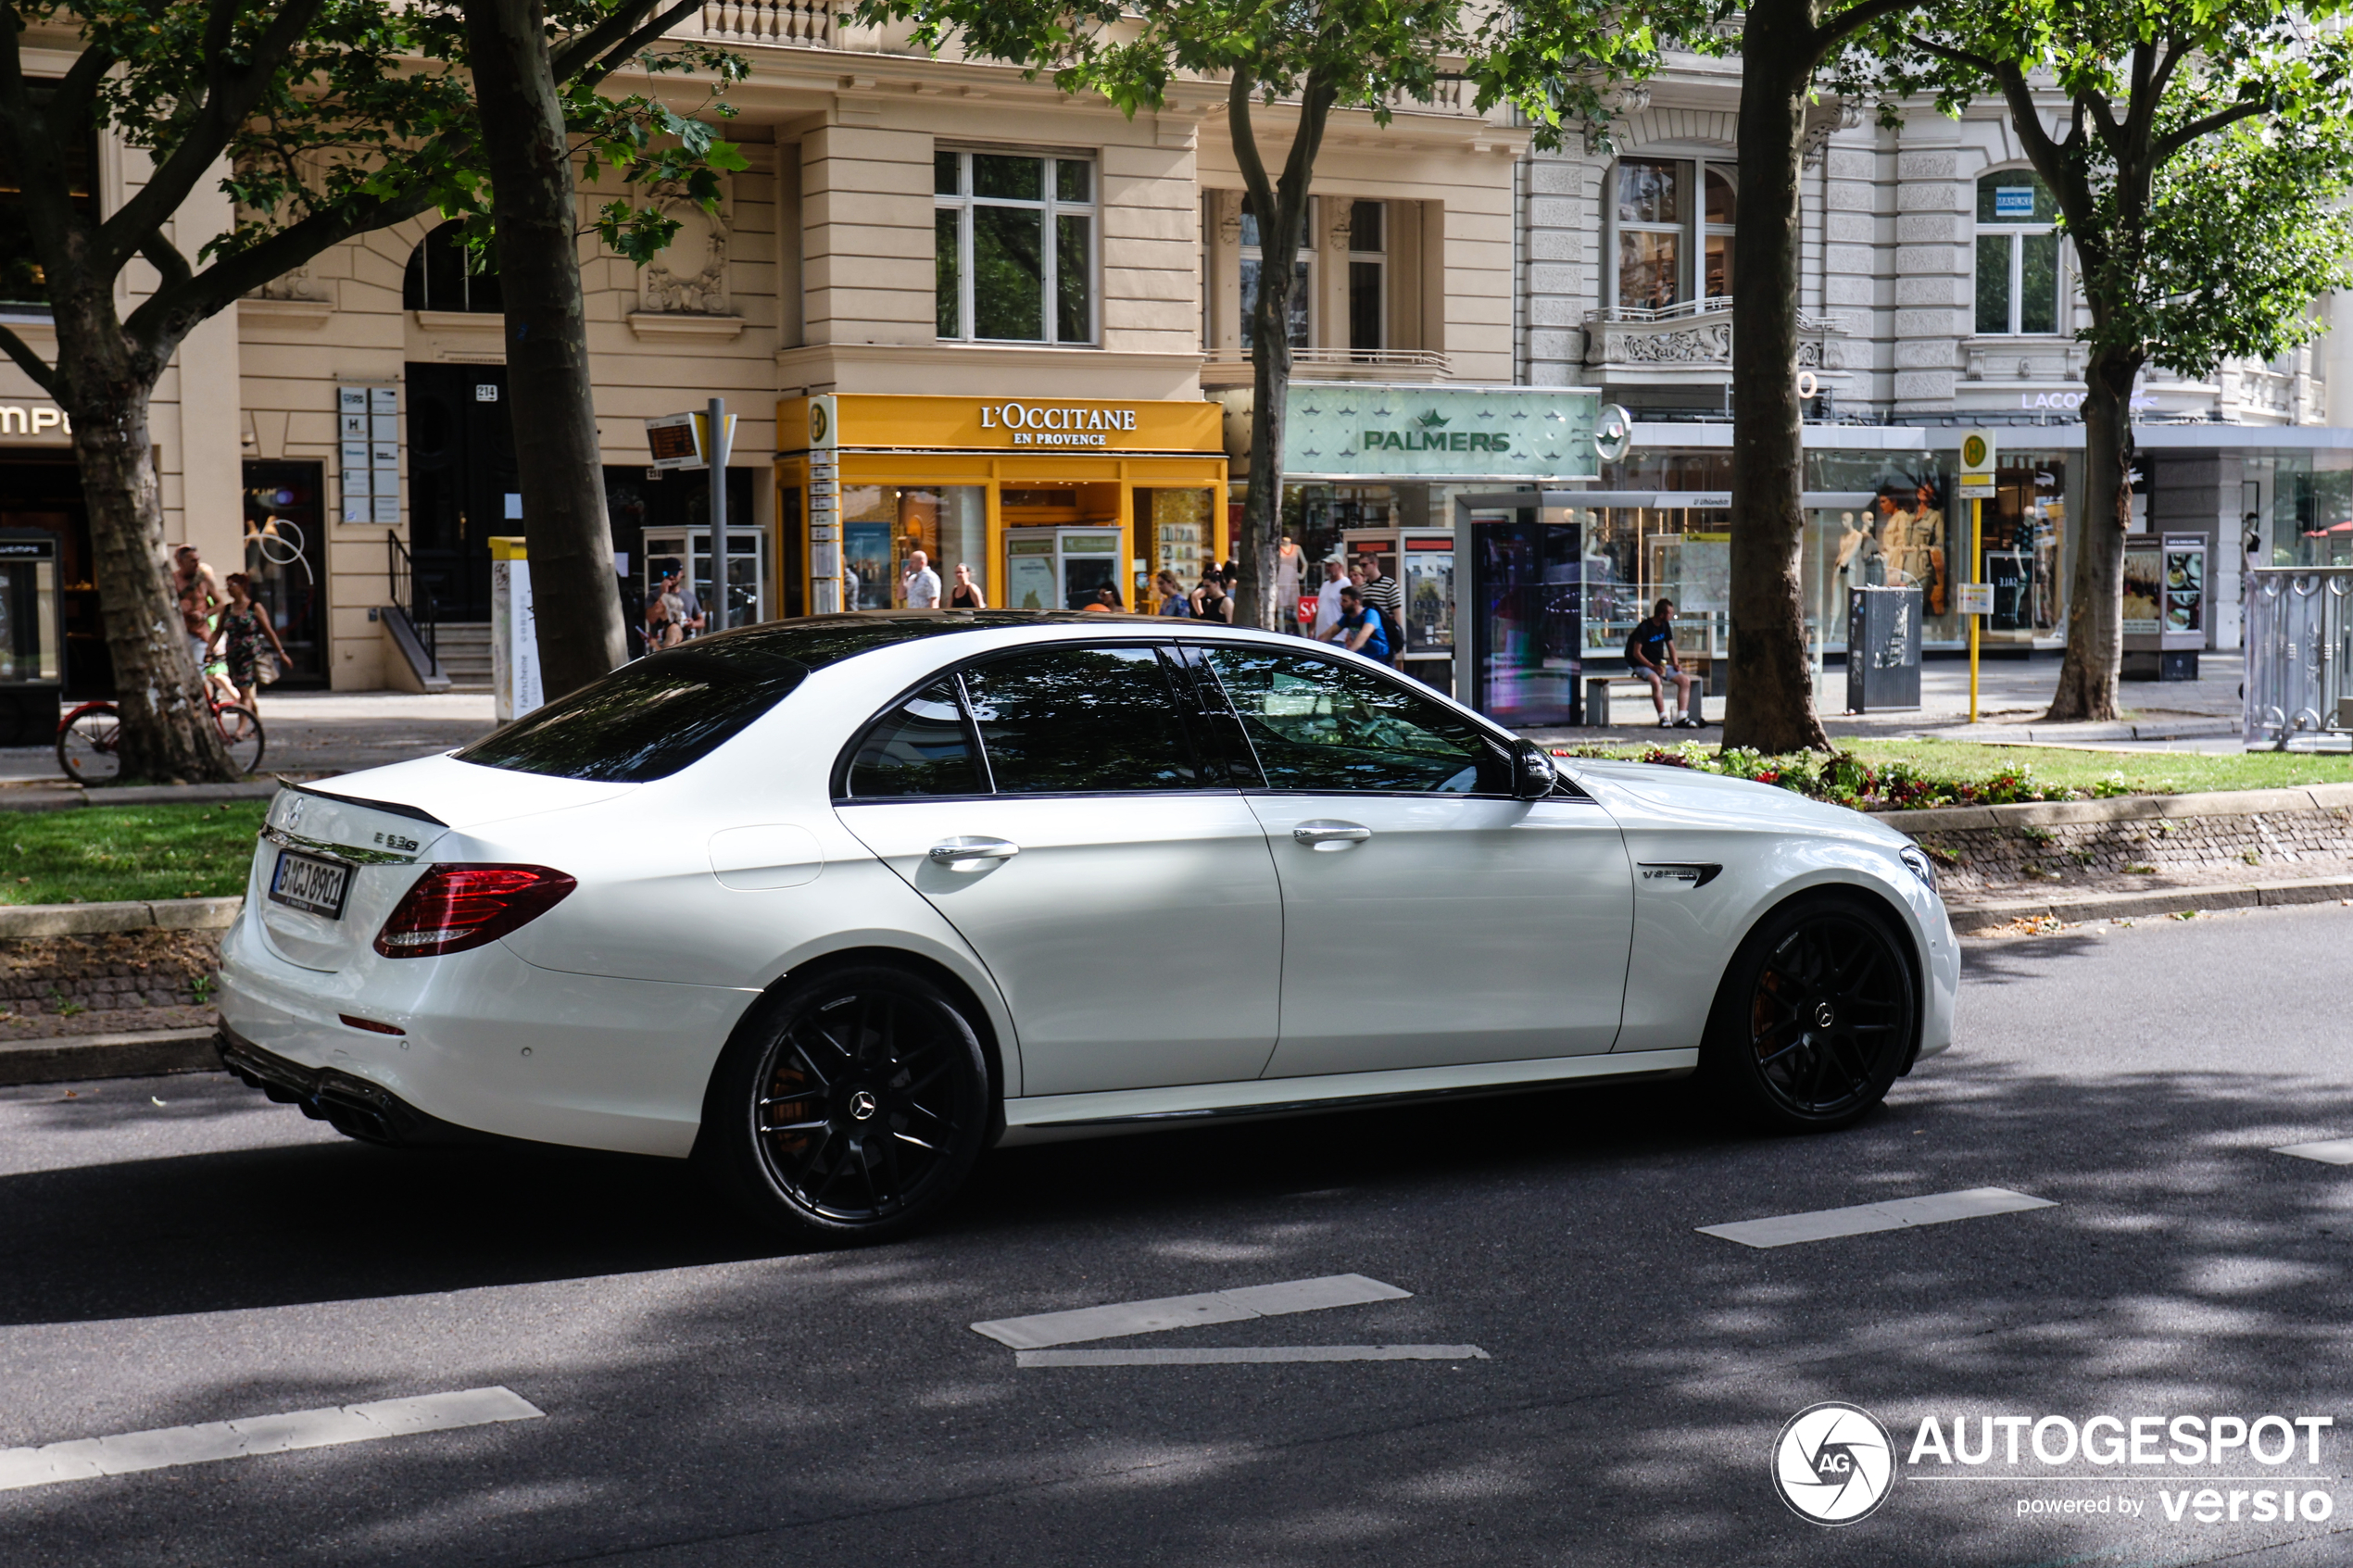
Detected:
[{"left": 1585, "top": 670, "right": 1709, "bottom": 728}]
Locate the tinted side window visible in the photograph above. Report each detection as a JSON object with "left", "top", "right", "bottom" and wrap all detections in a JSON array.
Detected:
[
  {"left": 1200, "top": 647, "right": 1504, "bottom": 794},
  {"left": 845, "top": 680, "right": 986, "bottom": 797},
  {"left": 963, "top": 646, "right": 1198, "bottom": 793}
]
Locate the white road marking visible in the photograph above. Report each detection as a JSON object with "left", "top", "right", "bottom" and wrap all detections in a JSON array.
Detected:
[
  {"left": 1697, "top": 1186, "right": 2057, "bottom": 1249},
  {"left": 0, "top": 1386, "right": 544, "bottom": 1491},
  {"left": 1016, "top": 1344, "right": 1488, "bottom": 1367},
  {"left": 971, "top": 1273, "right": 1410, "bottom": 1349},
  {"left": 2274, "top": 1139, "right": 2353, "bottom": 1166}
]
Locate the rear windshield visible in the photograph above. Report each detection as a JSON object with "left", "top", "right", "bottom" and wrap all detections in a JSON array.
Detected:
[{"left": 455, "top": 618, "right": 999, "bottom": 783}]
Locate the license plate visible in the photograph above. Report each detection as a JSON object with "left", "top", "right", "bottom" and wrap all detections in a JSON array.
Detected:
[{"left": 269, "top": 848, "right": 352, "bottom": 920}]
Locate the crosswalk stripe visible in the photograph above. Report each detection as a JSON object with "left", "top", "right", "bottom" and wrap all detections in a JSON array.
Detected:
[
  {"left": 1016, "top": 1344, "right": 1488, "bottom": 1367},
  {"left": 0, "top": 1386, "right": 544, "bottom": 1491},
  {"left": 1696, "top": 1187, "right": 2057, "bottom": 1248},
  {"left": 971, "top": 1273, "right": 1410, "bottom": 1349}
]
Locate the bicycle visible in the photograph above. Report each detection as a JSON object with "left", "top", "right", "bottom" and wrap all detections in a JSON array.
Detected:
[{"left": 57, "top": 694, "right": 266, "bottom": 783}]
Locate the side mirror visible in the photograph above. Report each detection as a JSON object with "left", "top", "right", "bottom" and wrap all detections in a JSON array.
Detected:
[{"left": 1512, "top": 740, "right": 1558, "bottom": 800}]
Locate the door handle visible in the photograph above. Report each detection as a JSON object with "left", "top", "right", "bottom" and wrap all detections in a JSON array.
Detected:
[
  {"left": 1292, "top": 821, "right": 1371, "bottom": 851},
  {"left": 928, "top": 836, "right": 1020, "bottom": 871}
]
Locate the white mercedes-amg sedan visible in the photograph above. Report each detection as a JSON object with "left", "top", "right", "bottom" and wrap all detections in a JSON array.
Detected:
[{"left": 219, "top": 612, "right": 1957, "bottom": 1241}]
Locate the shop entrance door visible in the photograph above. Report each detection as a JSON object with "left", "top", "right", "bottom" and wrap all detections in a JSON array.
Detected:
[
  {"left": 1003, "top": 527, "right": 1125, "bottom": 612},
  {"left": 404, "top": 363, "right": 514, "bottom": 622}
]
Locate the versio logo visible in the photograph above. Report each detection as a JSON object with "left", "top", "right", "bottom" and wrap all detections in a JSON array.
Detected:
[{"left": 1773, "top": 1402, "right": 1895, "bottom": 1525}]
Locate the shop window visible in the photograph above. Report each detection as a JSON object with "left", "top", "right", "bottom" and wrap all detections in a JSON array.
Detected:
[
  {"left": 1239, "top": 196, "right": 1312, "bottom": 351},
  {"left": 402, "top": 220, "right": 504, "bottom": 313},
  {"left": 0, "top": 83, "right": 99, "bottom": 309},
  {"left": 1974, "top": 171, "right": 2061, "bottom": 335},
  {"left": 1611, "top": 158, "right": 1735, "bottom": 311},
  {"left": 839, "top": 484, "right": 986, "bottom": 608},
  {"left": 934, "top": 148, "right": 1095, "bottom": 345},
  {"left": 1347, "top": 200, "right": 1384, "bottom": 355}
]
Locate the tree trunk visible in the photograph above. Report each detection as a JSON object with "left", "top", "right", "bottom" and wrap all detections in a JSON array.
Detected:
[
  {"left": 2045, "top": 345, "right": 2141, "bottom": 721},
  {"left": 1722, "top": 5, "right": 1830, "bottom": 755},
  {"left": 463, "top": 0, "right": 627, "bottom": 700},
  {"left": 54, "top": 298, "right": 238, "bottom": 784},
  {"left": 1230, "top": 78, "right": 1332, "bottom": 636}
]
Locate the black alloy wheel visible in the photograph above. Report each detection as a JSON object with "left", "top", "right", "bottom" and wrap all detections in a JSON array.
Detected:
[
  {"left": 1705, "top": 897, "right": 1917, "bottom": 1132},
  {"left": 698, "top": 964, "right": 991, "bottom": 1242}
]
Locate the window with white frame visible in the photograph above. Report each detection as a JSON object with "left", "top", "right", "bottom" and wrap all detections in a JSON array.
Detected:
[
  {"left": 1239, "top": 196, "right": 1313, "bottom": 350},
  {"left": 1974, "top": 171, "right": 2061, "bottom": 335},
  {"left": 935, "top": 148, "right": 1095, "bottom": 345},
  {"left": 1611, "top": 158, "right": 1736, "bottom": 310}
]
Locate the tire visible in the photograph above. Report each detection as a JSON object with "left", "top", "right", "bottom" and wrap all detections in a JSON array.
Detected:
[
  {"left": 696, "top": 964, "right": 992, "bottom": 1244},
  {"left": 1702, "top": 895, "right": 1918, "bottom": 1133},
  {"left": 215, "top": 705, "right": 266, "bottom": 774},
  {"left": 57, "top": 704, "right": 121, "bottom": 784}
]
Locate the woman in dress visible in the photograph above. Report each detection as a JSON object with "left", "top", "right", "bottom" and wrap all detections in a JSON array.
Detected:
[
  {"left": 1190, "top": 568, "right": 1230, "bottom": 623},
  {"left": 206, "top": 573, "right": 287, "bottom": 734}
]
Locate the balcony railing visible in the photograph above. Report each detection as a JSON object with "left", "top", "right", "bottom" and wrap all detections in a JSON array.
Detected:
[
  {"left": 695, "top": 0, "right": 832, "bottom": 46},
  {"left": 1581, "top": 299, "right": 1851, "bottom": 372},
  {"left": 1199, "top": 347, "right": 1452, "bottom": 385}
]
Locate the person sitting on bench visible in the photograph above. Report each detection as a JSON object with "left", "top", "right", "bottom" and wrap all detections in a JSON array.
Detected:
[{"left": 1627, "top": 597, "right": 1703, "bottom": 729}]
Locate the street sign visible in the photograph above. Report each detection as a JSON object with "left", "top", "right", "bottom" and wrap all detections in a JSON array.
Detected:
[
  {"left": 1957, "top": 582, "right": 1993, "bottom": 617},
  {"left": 1959, "top": 427, "right": 1996, "bottom": 498},
  {"left": 646, "top": 412, "right": 702, "bottom": 470}
]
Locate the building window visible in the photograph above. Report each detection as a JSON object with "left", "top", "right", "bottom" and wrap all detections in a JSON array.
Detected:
[
  {"left": 1612, "top": 159, "right": 1735, "bottom": 311},
  {"left": 934, "top": 148, "right": 1095, "bottom": 345},
  {"left": 1347, "top": 200, "right": 1384, "bottom": 355},
  {"left": 0, "top": 83, "right": 99, "bottom": 309},
  {"left": 1975, "top": 171, "right": 2061, "bottom": 335},
  {"left": 402, "top": 220, "right": 504, "bottom": 313},
  {"left": 1239, "top": 196, "right": 1313, "bottom": 350}
]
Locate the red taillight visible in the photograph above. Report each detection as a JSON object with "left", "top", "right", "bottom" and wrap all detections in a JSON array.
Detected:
[{"left": 372, "top": 864, "right": 576, "bottom": 958}]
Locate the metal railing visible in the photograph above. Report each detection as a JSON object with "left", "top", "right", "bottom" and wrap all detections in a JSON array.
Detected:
[
  {"left": 388, "top": 533, "right": 438, "bottom": 671},
  {"left": 2244, "top": 567, "right": 2353, "bottom": 749}
]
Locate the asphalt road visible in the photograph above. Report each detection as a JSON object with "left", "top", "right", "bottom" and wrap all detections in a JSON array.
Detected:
[{"left": 4, "top": 903, "right": 2351, "bottom": 1566}]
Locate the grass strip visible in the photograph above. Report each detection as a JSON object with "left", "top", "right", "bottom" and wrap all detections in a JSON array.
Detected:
[{"left": 0, "top": 801, "right": 267, "bottom": 906}]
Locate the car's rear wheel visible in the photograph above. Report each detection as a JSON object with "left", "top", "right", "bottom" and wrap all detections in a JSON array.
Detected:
[
  {"left": 1703, "top": 896, "right": 1917, "bottom": 1132},
  {"left": 697, "top": 964, "right": 991, "bottom": 1243}
]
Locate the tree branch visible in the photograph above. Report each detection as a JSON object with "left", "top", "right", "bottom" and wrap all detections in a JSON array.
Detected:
[
  {"left": 140, "top": 233, "right": 194, "bottom": 295},
  {"left": 581, "top": 0, "right": 707, "bottom": 88},
  {"left": 1818, "top": 0, "right": 1936, "bottom": 52},
  {"left": 2150, "top": 97, "right": 2278, "bottom": 168},
  {"left": 1900, "top": 31, "right": 2002, "bottom": 80},
  {"left": 1991, "top": 60, "right": 2095, "bottom": 227},
  {"left": 94, "top": 0, "right": 333, "bottom": 273},
  {"left": 1227, "top": 69, "right": 1277, "bottom": 231},
  {"left": 0, "top": 322, "right": 61, "bottom": 401},
  {"left": 549, "top": 0, "right": 681, "bottom": 84},
  {"left": 43, "top": 37, "right": 117, "bottom": 139}
]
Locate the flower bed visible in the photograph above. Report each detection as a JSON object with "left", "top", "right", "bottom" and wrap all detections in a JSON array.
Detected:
[{"left": 1553, "top": 741, "right": 2138, "bottom": 812}]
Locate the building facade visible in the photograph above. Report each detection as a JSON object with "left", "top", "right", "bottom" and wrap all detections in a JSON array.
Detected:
[{"left": 4, "top": 17, "right": 2348, "bottom": 697}]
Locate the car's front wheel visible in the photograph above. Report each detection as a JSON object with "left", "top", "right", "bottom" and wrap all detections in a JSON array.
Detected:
[
  {"left": 697, "top": 964, "right": 992, "bottom": 1243},
  {"left": 1703, "top": 896, "right": 1918, "bottom": 1132}
]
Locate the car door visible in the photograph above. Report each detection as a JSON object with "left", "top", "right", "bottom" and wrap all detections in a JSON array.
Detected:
[
  {"left": 833, "top": 640, "right": 1284, "bottom": 1098},
  {"left": 1191, "top": 643, "right": 1634, "bottom": 1079}
]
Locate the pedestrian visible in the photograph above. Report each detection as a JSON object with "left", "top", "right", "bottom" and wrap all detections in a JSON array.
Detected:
[
  {"left": 1312, "top": 555, "right": 1347, "bottom": 639},
  {"left": 1154, "top": 570, "right": 1192, "bottom": 617},
  {"left": 901, "top": 548, "right": 941, "bottom": 608},
  {"left": 170, "top": 544, "right": 222, "bottom": 675},
  {"left": 207, "top": 573, "right": 286, "bottom": 727},
  {"left": 647, "top": 572, "right": 686, "bottom": 649},
  {"left": 1319, "top": 584, "right": 1390, "bottom": 660},
  {"left": 673, "top": 564, "right": 705, "bottom": 637},
  {"left": 1082, "top": 585, "right": 1121, "bottom": 612},
  {"left": 948, "top": 562, "right": 986, "bottom": 608},
  {"left": 1356, "top": 555, "right": 1403, "bottom": 664},
  {"left": 1627, "top": 596, "right": 1703, "bottom": 729},
  {"left": 1190, "top": 568, "right": 1229, "bottom": 623}
]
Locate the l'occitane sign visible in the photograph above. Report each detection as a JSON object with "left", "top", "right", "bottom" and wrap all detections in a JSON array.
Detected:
[{"left": 778, "top": 395, "right": 1221, "bottom": 455}]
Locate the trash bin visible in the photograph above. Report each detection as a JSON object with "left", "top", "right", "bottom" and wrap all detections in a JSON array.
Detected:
[
  {"left": 0, "top": 531, "right": 63, "bottom": 745},
  {"left": 1845, "top": 584, "right": 1921, "bottom": 713}
]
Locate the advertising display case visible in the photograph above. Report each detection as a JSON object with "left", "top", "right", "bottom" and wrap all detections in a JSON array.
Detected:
[
  {"left": 1343, "top": 526, "right": 1456, "bottom": 691},
  {"left": 0, "top": 530, "right": 65, "bottom": 744},
  {"left": 2122, "top": 533, "right": 2206, "bottom": 680},
  {"left": 1452, "top": 492, "right": 1584, "bottom": 727}
]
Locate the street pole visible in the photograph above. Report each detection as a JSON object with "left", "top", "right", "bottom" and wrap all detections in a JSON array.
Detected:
[
  {"left": 706, "top": 395, "right": 730, "bottom": 632},
  {"left": 1969, "top": 495, "right": 1982, "bottom": 724}
]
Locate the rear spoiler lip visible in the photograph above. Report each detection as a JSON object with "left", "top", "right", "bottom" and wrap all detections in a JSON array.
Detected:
[{"left": 281, "top": 778, "right": 449, "bottom": 828}]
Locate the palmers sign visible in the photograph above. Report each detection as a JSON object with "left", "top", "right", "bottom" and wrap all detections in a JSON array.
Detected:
[{"left": 1279, "top": 384, "right": 1602, "bottom": 481}]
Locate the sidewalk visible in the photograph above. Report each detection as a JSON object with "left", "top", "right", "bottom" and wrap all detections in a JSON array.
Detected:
[
  {"left": 0, "top": 691, "right": 498, "bottom": 788},
  {"left": 1529, "top": 652, "right": 2246, "bottom": 754}
]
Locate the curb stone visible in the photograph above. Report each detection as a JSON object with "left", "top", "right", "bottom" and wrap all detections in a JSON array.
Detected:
[
  {"left": 1949, "top": 876, "right": 2353, "bottom": 935},
  {"left": 1870, "top": 783, "right": 2353, "bottom": 834},
  {"left": 0, "top": 1026, "right": 220, "bottom": 1086},
  {"left": 0, "top": 897, "right": 243, "bottom": 939}
]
